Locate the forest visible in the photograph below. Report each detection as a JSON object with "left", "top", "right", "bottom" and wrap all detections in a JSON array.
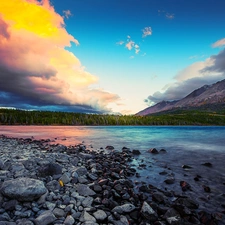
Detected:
[{"left": 0, "top": 108, "right": 225, "bottom": 126}]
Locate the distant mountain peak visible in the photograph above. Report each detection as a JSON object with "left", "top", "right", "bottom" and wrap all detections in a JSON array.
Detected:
[{"left": 136, "top": 79, "right": 225, "bottom": 116}]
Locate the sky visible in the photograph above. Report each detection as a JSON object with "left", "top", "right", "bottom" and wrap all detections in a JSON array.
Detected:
[{"left": 0, "top": 0, "right": 225, "bottom": 114}]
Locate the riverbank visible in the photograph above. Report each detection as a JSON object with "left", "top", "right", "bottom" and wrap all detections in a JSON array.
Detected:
[{"left": 0, "top": 135, "right": 224, "bottom": 225}]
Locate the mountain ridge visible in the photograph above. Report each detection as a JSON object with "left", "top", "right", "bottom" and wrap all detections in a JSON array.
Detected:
[{"left": 136, "top": 79, "right": 225, "bottom": 116}]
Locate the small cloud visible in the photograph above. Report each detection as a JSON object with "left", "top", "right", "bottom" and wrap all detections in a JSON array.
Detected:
[
  {"left": 63, "top": 10, "right": 72, "bottom": 19},
  {"left": 127, "top": 35, "right": 131, "bottom": 39},
  {"left": 116, "top": 41, "right": 124, "bottom": 45},
  {"left": 166, "top": 13, "right": 175, "bottom": 19},
  {"left": 142, "top": 27, "right": 152, "bottom": 38},
  {"left": 135, "top": 48, "right": 140, "bottom": 54},
  {"left": 212, "top": 38, "right": 225, "bottom": 48},
  {"left": 126, "top": 40, "right": 135, "bottom": 50},
  {"left": 141, "top": 53, "right": 146, "bottom": 56},
  {"left": 130, "top": 56, "right": 134, "bottom": 59},
  {"left": 158, "top": 10, "right": 175, "bottom": 20}
]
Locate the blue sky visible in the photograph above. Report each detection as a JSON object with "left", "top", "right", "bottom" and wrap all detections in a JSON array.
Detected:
[{"left": 0, "top": 0, "right": 225, "bottom": 114}]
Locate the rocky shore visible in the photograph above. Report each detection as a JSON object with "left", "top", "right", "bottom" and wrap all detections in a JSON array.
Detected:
[{"left": 0, "top": 135, "right": 224, "bottom": 225}]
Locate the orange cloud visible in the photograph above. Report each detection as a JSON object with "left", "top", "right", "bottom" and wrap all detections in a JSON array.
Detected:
[{"left": 0, "top": 0, "right": 120, "bottom": 112}]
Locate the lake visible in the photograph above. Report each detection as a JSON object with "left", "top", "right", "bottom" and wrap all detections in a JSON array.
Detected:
[{"left": 1, "top": 125, "right": 225, "bottom": 213}]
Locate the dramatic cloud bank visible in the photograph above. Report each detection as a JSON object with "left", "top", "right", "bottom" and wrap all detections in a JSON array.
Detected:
[
  {"left": 0, "top": 0, "right": 120, "bottom": 113},
  {"left": 145, "top": 42, "right": 225, "bottom": 105}
]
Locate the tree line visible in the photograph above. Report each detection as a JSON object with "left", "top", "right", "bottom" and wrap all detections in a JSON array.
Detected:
[{"left": 0, "top": 108, "right": 225, "bottom": 126}]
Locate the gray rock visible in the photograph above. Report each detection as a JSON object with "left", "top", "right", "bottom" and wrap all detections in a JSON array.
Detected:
[
  {"left": 166, "top": 216, "right": 181, "bottom": 225},
  {"left": 34, "top": 210, "right": 56, "bottom": 225},
  {"left": 38, "top": 163, "right": 62, "bottom": 177},
  {"left": 64, "top": 215, "right": 75, "bottom": 225},
  {"left": 82, "top": 196, "right": 93, "bottom": 207},
  {"left": 1, "top": 177, "right": 47, "bottom": 201},
  {"left": 80, "top": 211, "right": 96, "bottom": 222},
  {"left": 93, "top": 210, "right": 107, "bottom": 221},
  {"left": 59, "top": 173, "right": 70, "bottom": 184},
  {"left": 141, "top": 201, "right": 158, "bottom": 222},
  {"left": 74, "top": 167, "right": 88, "bottom": 176},
  {"left": 16, "top": 219, "right": 34, "bottom": 225},
  {"left": 112, "top": 203, "right": 135, "bottom": 213},
  {"left": 46, "top": 180, "right": 60, "bottom": 192},
  {"left": 0, "top": 222, "right": 17, "bottom": 225},
  {"left": 77, "top": 184, "right": 96, "bottom": 196}
]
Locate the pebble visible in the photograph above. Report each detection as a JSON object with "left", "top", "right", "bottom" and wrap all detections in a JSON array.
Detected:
[{"left": 0, "top": 135, "right": 222, "bottom": 225}]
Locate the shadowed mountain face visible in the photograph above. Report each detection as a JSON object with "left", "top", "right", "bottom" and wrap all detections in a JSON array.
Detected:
[{"left": 137, "top": 79, "right": 225, "bottom": 116}]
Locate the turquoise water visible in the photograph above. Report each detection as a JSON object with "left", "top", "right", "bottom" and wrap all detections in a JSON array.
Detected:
[
  {"left": 1, "top": 125, "right": 224, "bottom": 152},
  {"left": 1, "top": 125, "right": 225, "bottom": 212}
]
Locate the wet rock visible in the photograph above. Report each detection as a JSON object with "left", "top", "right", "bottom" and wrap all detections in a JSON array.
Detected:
[
  {"left": 140, "top": 201, "right": 158, "bottom": 222},
  {"left": 159, "top": 149, "right": 167, "bottom": 153},
  {"left": 149, "top": 148, "right": 159, "bottom": 154},
  {"left": 175, "top": 197, "right": 199, "bottom": 209},
  {"left": 1, "top": 177, "right": 47, "bottom": 201},
  {"left": 180, "top": 181, "right": 191, "bottom": 191},
  {"left": 152, "top": 192, "right": 166, "bottom": 203},
  {"left": 105, "top": 146, "right": 114, "bottom": 150},
  {"left": 201, "top": 162, "right": 212, "bottom": 167},
  {"left": 132, "top": 149, "right": 141, "bottom": 155},
  {"left": 182, "top": 165, "right": 192, "bottom": 169},
  {"left": 203, "top": 185, "right": 211, "bottom": 193},
  {"left": 16, "top": 219, "right": 34, "bottom": 225},
  {"left": 164, "top": 177, "right": 175, "bottom": 184}
]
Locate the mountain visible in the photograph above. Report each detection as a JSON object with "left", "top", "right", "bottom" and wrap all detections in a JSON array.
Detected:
[{"left": 137, "top": 79, "right": 225, "bottom": 116}]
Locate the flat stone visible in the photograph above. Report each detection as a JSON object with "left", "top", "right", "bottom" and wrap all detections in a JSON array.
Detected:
[
  {"left": 82, "top": 196, "right": 93, "bottom": 207},
  {"left": 80, "top": 211, "right": 96, "bottom": 222},
  {"left": 34, "top": 210, "right": 56, "bottom": 225},
  {"left": 1, "top": 177, "right": 47, "bottom": 201},
  {"left": 77, "top": 184, "right": 96, "bottom": 196},
  {"left": 93, "top": 210, "right": 107, "bottom": 221},
  {"left": 141, "top": 201, "right": 158, "bottom": 222},
  {"left": 64, "top": 215, "right": 75, "bottom": 225},
  {"left": 74, "top": 167, "right": 88, "bottom": 176},
  {"left": 53, "top": 208, "right": 65, "bottom": 217},
  {"left": 112, "top": 203, "right": 135, "bottom": 213}
]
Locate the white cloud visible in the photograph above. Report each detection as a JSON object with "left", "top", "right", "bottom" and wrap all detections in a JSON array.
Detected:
[
  {"left": 116, "top": 41, "right": 124, "bottom": 45},
  {"left": 63, "top": 10, "right": 72, "bottom": 19},
  {"left": 142, "top": 27, "right": 152, "bottom": 38},
  {"left": 166, "top": 13, "right": 175, "bottom": 19},
  {"left": 212, "top": 38, "right": 225, "bottom": 48},
  {"left": 125, "top": 40, "right": 135, "bottom": 50}
]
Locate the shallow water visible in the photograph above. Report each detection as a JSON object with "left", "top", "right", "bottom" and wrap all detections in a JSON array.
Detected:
[{"left": 1, "top": 125, "right": 225, "bottom": 213}]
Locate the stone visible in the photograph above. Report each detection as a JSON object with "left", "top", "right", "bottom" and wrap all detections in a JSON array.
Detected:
[
  {"left": 46, "top": 180, "right": 61, "bottom": 192},
  {"left": 132, "top": 149, "right": 141, "bottom": 155},
  {"left": 93, "top": 209, "right": 107, "bottom": 221},
  {"left": 59, "top": 173, "right": 70, "bottom": 184},
  {"left": 34, "top": 210, "right": 56, "bottom": 225},
  {"left": 77, "top": 184, "right": 96, "bottom": 196},
  {"left": 80, "top": 211, "right": 96, "bottom": 222},
  {"left": 74, "top": 167, "right": 88, "bottom": 176},
  {"left": 64, "top": 215, "right": 75, "bottom": 225},
  {"left": 180, "top": 181, "right": 191, "bottom": 191},
  {"left": 105, "top": 146, "right": 114, "bottom": 150},
  {"left": 1, "top": 177, "right": 47, "bottom": 201},
  {"left": 16, "top": 219, "right": 34, "bottom": 225},
  {"left": 53, "top": 208, "right": 65, "bottom": 217},
  {"left": 149, "top": 148, "right": 158, "bottom": 154},
  {"left": 82, "top": 196, "right": 93, "bottom": 208},
  {"left": 3, "top": 199, "right": 18, "bottom": 211},
  {"left": 201, "top": 162, "right": 212, "bottom": 167},
  {"left": 112, "top": 203, "right": 135, "bottom": 213},
  {"left": 38, "top": 163, "right": 62, "bottom": 177},
  {"left": 141, "top": 201, "right": 158, "bottom": 222}
]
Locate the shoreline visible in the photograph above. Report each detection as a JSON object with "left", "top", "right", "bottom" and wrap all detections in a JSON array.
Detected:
[{"left": 0, "top": 135, "right": 224, "bottom": 225}]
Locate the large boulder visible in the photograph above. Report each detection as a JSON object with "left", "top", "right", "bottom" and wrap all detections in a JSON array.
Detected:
[{"left": 1, "top": 177, "right": 47, "bottom": 201}]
